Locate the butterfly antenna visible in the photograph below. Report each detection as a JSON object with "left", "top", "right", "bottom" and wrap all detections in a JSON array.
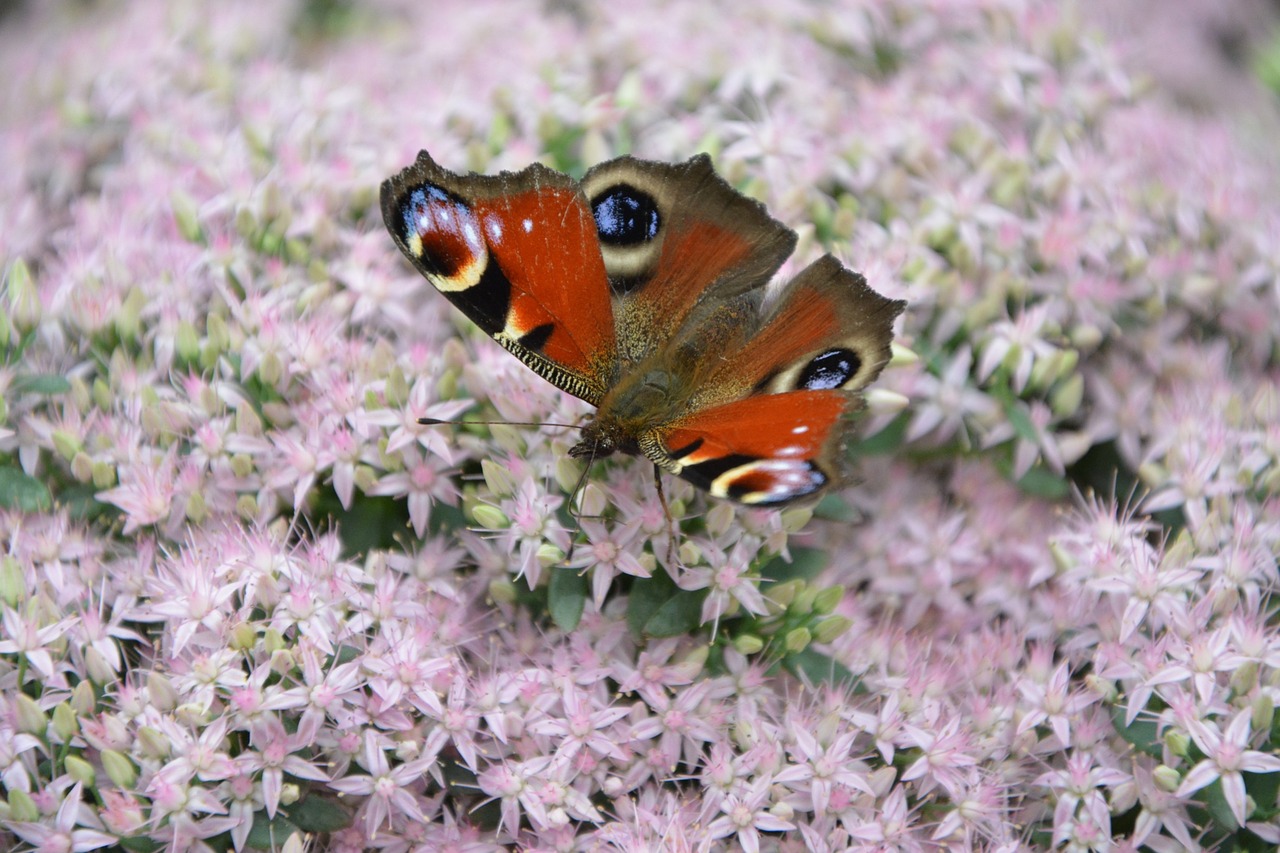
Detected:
[{"left": 418, "top": 417, "right": 586, "bottom": 431}]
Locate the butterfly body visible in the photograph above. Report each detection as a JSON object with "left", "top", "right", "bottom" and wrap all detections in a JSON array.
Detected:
[{"left": 382, "top": 151, "right": 904, "bottom": 506}]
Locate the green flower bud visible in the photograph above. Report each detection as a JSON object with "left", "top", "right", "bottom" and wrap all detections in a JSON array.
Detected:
[
  {"left": 536, "top": 542, "right": 564, "bottom": 568},
  {"left": 471, "top": 504, "right": 510, "bottom": 530},
  {"left": 14, "top": 693, "right": 46, "bottom": 735},
  {"left": 8, "top": 788, "right": 38, "bottom": 822},
  {"left": 52, "top": 429, "right": 82, "bottom": 461},
  {"left": 115, "top": 287, "right": 145, "bottom": 343},
  {"left": 71, "top": 451, "right": 94, "bottom": 483},
  {"left": 733, "top": 634, "right": 765, "bottom": 655},
  {"left": 6, "top": 258, "right": 41, "bottom": 331},
  {"left": 784, "top": 627, "right": 812, "bottom": 654},
  {"left": 1252, "top": 691, "right": 1274, "bottom": 734},
  {"left": 481, "top": 460, "right": 517, "bottom": 498},
  {"left": 65, "top": 754, "right": 95, "bottom": 787},
  {"left": 184, "top": 491, "right": 207, "bottom": 524},
  {"left": 488, "top": 577, "right": 518, "bottom": 604},
  {"left": 137, "top": 726, "right": 170, "bottom": 759},
  {"left": 1164, "top": 730, "right": 1190, "bottom": 759},
  {"left": 0, "top": 556, "right": 25, "bottom": 606},
  {"left": 236, "top": 494, "right": 259, "bottom": 519},
  {"left": 70, "top": 681, "right": 96, "bottom": 716},
  {"left": 812, "top": 585, "right": 844, "bottom": 615},
  {"left": 171, "top": 189, "right": 203, "bottom": 242},
  {"left": 148, "top": 672, "right": 177, "bottom": 712},
  {"left": 811, "top": 615, "right": 853, "bottom": 644},
  {"left": 101, "top": 749, "right": 137, "bottom": 789},
  {"left": 52, "top": 702, "right": 79, "bottom": 741}
]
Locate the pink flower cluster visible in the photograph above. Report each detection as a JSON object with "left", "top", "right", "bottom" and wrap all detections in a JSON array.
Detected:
[{"left": 1, "top": 0, "right": 1278, "bottom": 850}]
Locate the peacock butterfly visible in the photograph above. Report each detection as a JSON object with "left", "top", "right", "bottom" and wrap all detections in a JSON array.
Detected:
[{"left": 380, "top": 152, "right": 904, "bottom": 506}]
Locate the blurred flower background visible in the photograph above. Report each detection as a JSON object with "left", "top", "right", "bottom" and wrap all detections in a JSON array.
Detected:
[{"left": 2, "top": 0, "right": 1279, "bottom": 850}]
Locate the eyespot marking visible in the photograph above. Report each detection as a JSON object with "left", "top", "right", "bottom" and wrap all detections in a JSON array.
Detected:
[
  {"left": 592, "top": 184, "right": 661, "bottom": 246},
  {"left": 798, "top": 348, "right": 861, "bottom": 391}
]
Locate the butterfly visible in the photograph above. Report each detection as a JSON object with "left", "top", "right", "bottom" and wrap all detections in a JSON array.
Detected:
[{"left": 381, "top": 152, "right": 904, "bottom": 507}]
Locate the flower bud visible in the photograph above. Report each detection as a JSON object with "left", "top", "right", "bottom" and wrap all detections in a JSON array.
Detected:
[
  {"left": 137, "top": 726, "right": 170, "bottom": 760},
  {"left": 706, "top": 503, "right": 735, "bottom": 538},
  {"left": 101, "top": 748, "right": 137, "bottom": 789},
  {"left": 536, "top": 542, "right": 564, "bottom": 568},
  {"left": 8, "top": 788, "right": 38, "bottom": 822},
  {"left": 71, "top": 451, "right": 94, "bottom": 483},
  {"left": 812, "top": 615, "right": 853, "bottom": 644},
  {"left": 115, "top": 287, "right": 145, "bottom": 343},
  {"left": 812, "top": 585, "right": 844, "bottom": 615},
  {"left": 576, "top": 483, "right": 607, "bottom": 517},
  {"left": 733, "top": 634, "right": 765, "bottom": 655},
  {"left": 171, "top": 189, "right": 203, "bottom": 242},
  {"left": 784, "top": 627, "right": 812, "bottom": 654},
  {"left": 65, "top": 754, "right": 95, "bottom": 786},
  {"left": 52, "top": 702, "right": 79, "bottom": 741},
  {"left": 0, "top": 556, "right": 25, "bottom": 606},
  {"left": 1164, "top": 730, "right": 1190, "bottom": 759},
  {"left": 779, "top": 506, "right": 812, "bottom": 533},
  {"left": 489, "top": 577, "right": 518, "bottom": 604},
  {"left": 91, "top": 460, "right": 117, "bottom": 490},
  {"left": 15, "top": 693, "right": 46, "bottom": 735},
  {"left": 1252, "top": 691, "right": 1274, "bottom": 734},
  {"left": 70, "top": 682, "right": 95, "bottom": 716},
  {"left": 865, "top": 388, "right": 909, "bottom": 416},
  {"left": 478, "top": 459, "right": 516, "bottom": 498},
  {"left": 6, "top": 258, "right": 41, "bottom": 331},
  {"left": 52, "top": 429, "right": 82, "bottom": 461},
  {"left": 470, "top": 504, "right": 509, "bottom": 530},
  {"left": 83, "top": 646, "right": 117, "bottom": 684}
]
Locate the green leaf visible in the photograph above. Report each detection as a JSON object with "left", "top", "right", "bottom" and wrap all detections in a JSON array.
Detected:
[
  {"left": 812, "top": 493, "right": 857, "bottom": 522},
  {"left": 10, "top": 373, "right": 70, "bottom": 397},
  {"left": 1014, "top": 465, "right": 1069, "bottom": 500},
  {"left": 244, "top": 812, "right": 301, "bottom": 850},
  {"left": 627, "top": 567, "right": 679, "bottom": 635},
  {"left": 548, "top": 566, "right": 587, "bottom": 632},
  {"left": 848, "top": 411, "right": 908, "bottom": 456},
  {"left": 1202, "top": 777, "right": 1240, "bottom": 832},
  {"left": 284, "top": 795, "right": 351, "bottom": 833},
  {"left": 1109, "top": 704, "right": 1162, "bottom": 758},
  {"left": 760, "top": 547, "right": 828, "bottom": 583},
  {"left": 1001, "top": 396, "right": 1039, "bottom": 445},
  {"left": 643, "top": 588, "right": 705, "bottom": 637},
  {"left": 783, "top": 647, "right": 858, "bottom": 688},
  {"left": 0, "top": 466, "right": 52, "bottom": 512},
  {"left": 59, "top": 483, "right": 113, "bottom": 521},
  {"left": 118, "top": 836, "right": 162, "bottom": 852}
]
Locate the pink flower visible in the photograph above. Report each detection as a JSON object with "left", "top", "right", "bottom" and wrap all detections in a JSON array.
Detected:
[
  {"left": 704, "top": 777, "right": 795, "bottom": 853},
  {"left": 1176, "top": 709, "right": 1280, "bottom": 826},
  {"left": 7, "top": 783, "right": 117, "bottom": 853},
  {"left": 329, "top": 730, "right": 437, "bottom": 836}
]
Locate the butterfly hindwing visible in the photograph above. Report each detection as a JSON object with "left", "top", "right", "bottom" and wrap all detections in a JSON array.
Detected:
[
  {"left": 639, "top": 390, "right": 849, "bottom": 505},
  {"left": 639, "top": 254, "right": 905, "bottom": 504},
  {"left": 381, "top": 152, "right": 618, "bottom": 404}
]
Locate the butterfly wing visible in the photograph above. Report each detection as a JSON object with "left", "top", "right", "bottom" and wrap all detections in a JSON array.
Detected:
[
  {"left": 381, "top": 152, "right": 618, "bottom": 404},
  {"left": 639, "top": 255, "right": 905, "bottom": 505},
  {"left": 578, "top": 155, "right": 796, "bottom": 366}
]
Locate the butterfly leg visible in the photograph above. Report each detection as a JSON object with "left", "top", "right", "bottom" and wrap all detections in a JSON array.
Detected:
[{"left": 652, "top": 463, "right": 680, "bottom": 569}]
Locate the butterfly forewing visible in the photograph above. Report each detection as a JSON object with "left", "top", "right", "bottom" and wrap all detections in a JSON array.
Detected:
[{"left": 381, "top": 152, "right": 618, "bottom": 404}]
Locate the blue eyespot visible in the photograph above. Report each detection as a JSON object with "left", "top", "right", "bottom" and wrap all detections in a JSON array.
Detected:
[
  {"left": 592, "top": 185, "right": 660, "bottom": 246},
  {"left": 799, "top": 348, "right": 860, "bottom": 390}
]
